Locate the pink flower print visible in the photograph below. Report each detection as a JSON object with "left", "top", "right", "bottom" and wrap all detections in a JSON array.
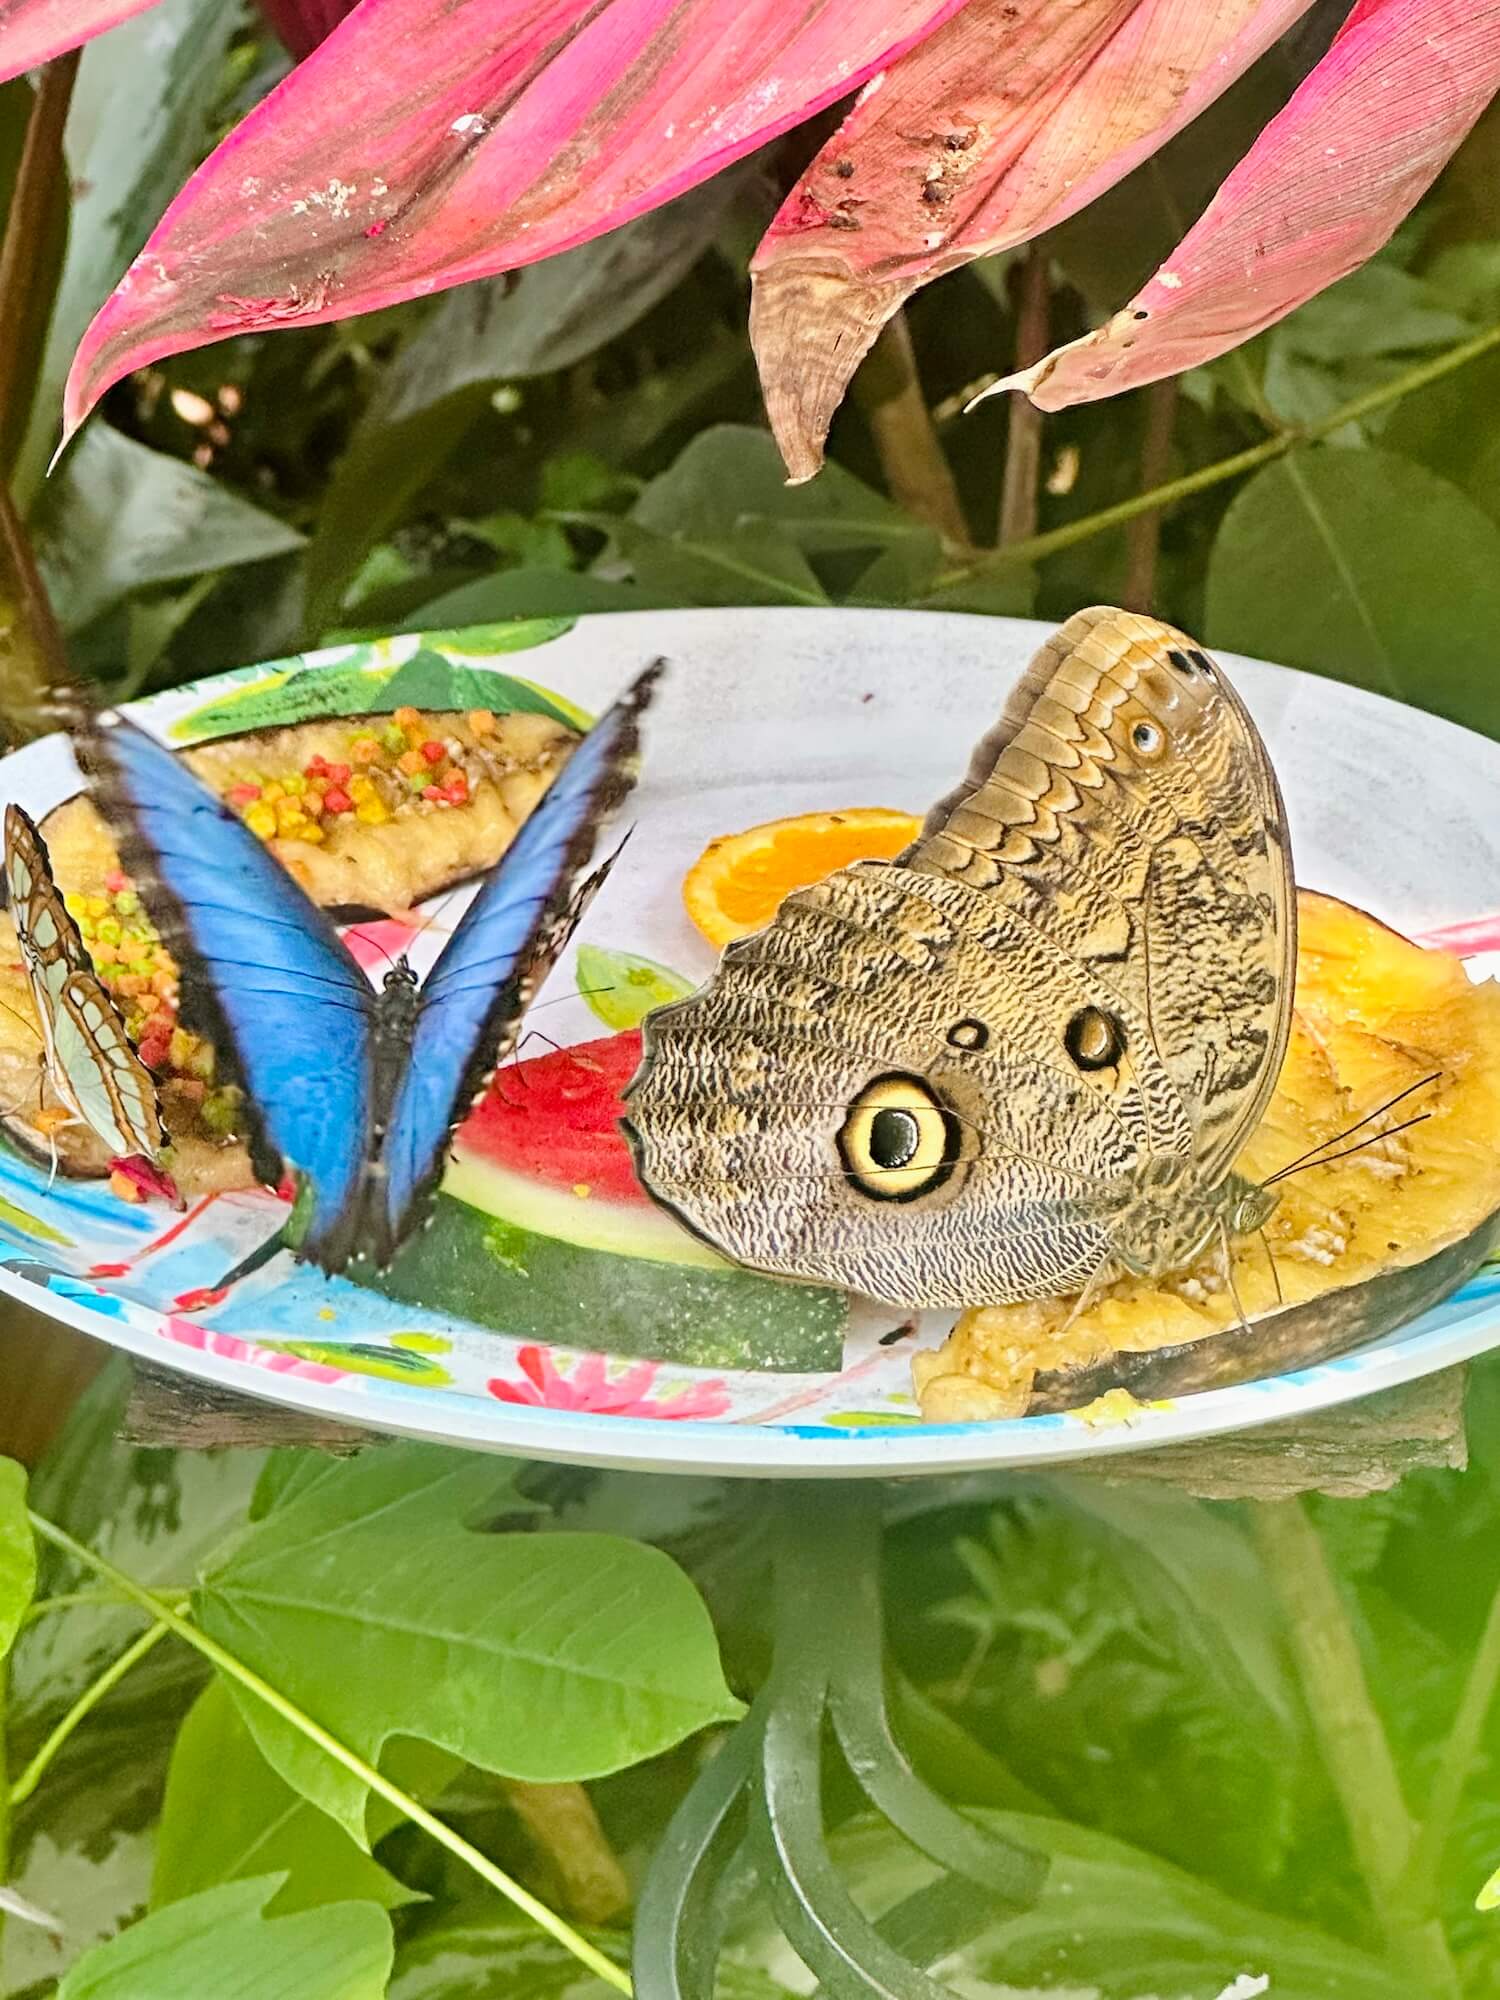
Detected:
[
  {"left": 159, "top": 1315, "right": 345, "bottom": 1383},
  {"left": 488, "top": 1344, "right": 730, "bottom": 1420}
]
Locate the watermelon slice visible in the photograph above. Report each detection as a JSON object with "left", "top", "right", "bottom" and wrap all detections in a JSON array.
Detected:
[{"left": 367, "top": 1031, "right": 847, "bottom": 1373}]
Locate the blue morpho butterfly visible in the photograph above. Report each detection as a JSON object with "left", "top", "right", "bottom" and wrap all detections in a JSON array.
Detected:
[{"left": 70, "top": 662, "right": 662, "bottom": 1276}]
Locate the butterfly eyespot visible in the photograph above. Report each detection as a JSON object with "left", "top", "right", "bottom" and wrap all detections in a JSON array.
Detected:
[
  {"left": 1064, "top": 1006, "right": 1125, "bottom": 1073},
  {"left": 1130, "top": 721, "right": 1163, "bottom": 757},
  {"left": 838, "top": 1073, "right": 961, "bottom": 1202},
  {"left": 946, "top": 1017, "right": 989, "bottom": 1052}
]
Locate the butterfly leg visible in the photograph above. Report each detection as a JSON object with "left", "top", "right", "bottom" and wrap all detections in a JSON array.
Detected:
[
  {"left": 1055, "top": 1258, "right": 1111, "bottom": 1338},
  {"left": 1218, "top": 1217, "right": 1253, "bottom": 1336}
]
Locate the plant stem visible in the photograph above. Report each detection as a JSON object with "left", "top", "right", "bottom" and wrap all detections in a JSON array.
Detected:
[
  {"left": 26, "top": 1510, "right": 633, "bottom": 1996},
  {"left": 997, "top": 246, "right": 1050, "bottom": 546},
  {"left": 0, "top": 478, "right": 70, "bottom": 746},
  {"left": 1121, "top": 377, "right": 1179, "bottom": 612},
  {"left": 854, "top": 310, "right": 971, "bottom": 550},
  {"left": 1399, "top": 1583, "right": 1500, "bottom": 1920},
  {"left": 0, "top": 54, "right": 77, "bottom": 466},
  {"left": 1251, "top": 1500, "right": 1461, "bottom": 1999},
  {"left": 938, "top": 318, "right": 1500, "bottom": 589},
  {"left": 19, "top": 1587, "right": 135, "bottom": 1628},
  {"left": 505, "top": 1781, "right": 631, "bottom": 1925},
  {"left": 9, "top": 1619, "right": 170, "bottom": 1808}
]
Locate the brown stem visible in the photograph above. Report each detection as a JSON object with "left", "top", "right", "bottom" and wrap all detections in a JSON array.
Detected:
[
  {"left": 503, "top": 1781, "right": 630, "bottom": 1926},
  {"left": 0, "top": 54, "right": 78, "bottom": 469},
  {"left": 1121, "top": 377, "right": 1179, "bottom": 612},
  {"left": 852, "top": 310, "right": 970, "bottom": 550},
  {"left": 996, "top": 245, "right": 1050, "bottom": 546},
  {"left": 0, "top": 477, "right": 71, "bottom": 745}
]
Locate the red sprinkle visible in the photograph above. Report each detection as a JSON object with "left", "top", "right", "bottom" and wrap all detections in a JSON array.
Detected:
[
  {"left": 444, "top": 771, "right": 469, "bottom": 802},
  {"left": 326, "top": 761, "right": 351, "bottom": 784},
  {"left": 138, "top": 1033, "right": 172, "bottom": 1070},
  {"left": 306, "top": 754, "right": 329, "bottom": 777},
  {"left": 104, "top": 870, "right": 128, "bottom": 895},
  {"left": 422, "top": 784, "right": 444, "bottom": 802},
  {"left": 227, "top": 782, "right": 261, "bottom": 807},
  {"left": 323, "top": 787, "right": 353, "bottom": 815},
  {"left": 420, "top": 739, "right": 446, "bottom": 765}
]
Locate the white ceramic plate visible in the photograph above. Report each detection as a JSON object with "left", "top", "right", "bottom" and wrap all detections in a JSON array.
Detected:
[{"left": 2, "top": 608, "right": 1497, "bottom": 1476}]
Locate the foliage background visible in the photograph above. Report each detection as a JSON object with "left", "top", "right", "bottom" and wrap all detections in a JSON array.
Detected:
[{"left": 2, "top": 4, "right": 1500, "bottom": 1998}]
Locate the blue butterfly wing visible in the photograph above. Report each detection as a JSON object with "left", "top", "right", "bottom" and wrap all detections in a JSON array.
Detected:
[
  {"left": 377, "top": 662, "right": 662, "bottom": 1254},
  {"left": 75, "top": 713, "right": 376, "bottom": 1265}
]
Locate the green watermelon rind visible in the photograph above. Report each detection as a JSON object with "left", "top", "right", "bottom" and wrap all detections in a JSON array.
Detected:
[
  {"left": 442, "top": 1148, "right": 728, "bottom": 1269},
  {"left": 372, "top": 1191, "right": 846, "bottom": 1373}
]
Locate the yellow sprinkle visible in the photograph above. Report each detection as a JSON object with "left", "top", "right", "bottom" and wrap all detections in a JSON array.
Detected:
[
  {"left": 571, "top": 1182, "right": 591, "bottom": 1199},
  {"left": 244, "top": 803, "right": 278, "bottom": 839},
  {"left": 260, "top": 780, "right": 285, "bottom": 803},
  {"left": 354, "top": 798, "right": 390, "bottom": 826}
]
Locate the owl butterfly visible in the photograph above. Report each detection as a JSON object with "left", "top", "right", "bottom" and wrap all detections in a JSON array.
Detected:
[
  {"left": 625, "top": 608, "right": 1295, "bottom": 1310},
  {"left": 3, "top": 803, "right": 165, "bottom": 1168}
]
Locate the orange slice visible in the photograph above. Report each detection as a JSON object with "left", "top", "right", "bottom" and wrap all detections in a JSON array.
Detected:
[{"left": 683, "top": 806, "right": 921, "bottom": 949}]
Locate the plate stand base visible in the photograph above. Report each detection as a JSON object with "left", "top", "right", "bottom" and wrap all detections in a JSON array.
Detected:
[{"left": 631, "top": 1483, "right": 1047, "bottom": 1998}]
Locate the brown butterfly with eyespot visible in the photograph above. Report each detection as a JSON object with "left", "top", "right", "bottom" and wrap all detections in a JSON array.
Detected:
[{"left": 623, "top": 608, "right": 1295, "bottom": 1309}]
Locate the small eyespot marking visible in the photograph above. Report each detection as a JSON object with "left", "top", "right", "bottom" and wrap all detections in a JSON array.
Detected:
[
  {"left": 1131, "top": 720, "right": 1163, "bottom": 757},
  {"left": 1064, "top": 1006, "right": 1126, "bottom": 1073},
  {"left": 946, "top": 1017, "right": 989, "bottom": 1052},
  {"left": 1166, "top": 647, "right": 1195, "bottom": 677},
  {"left": 1188, "top": 648, "right": 1216, "bottom": 676}
]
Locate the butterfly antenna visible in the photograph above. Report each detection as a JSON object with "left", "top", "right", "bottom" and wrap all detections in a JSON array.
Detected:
[
  {"left": 1266, "top": 1107, "right": 1435, "bottom": 1185},
  {"left": 1260, "top": 1227, "right": 1284, "bottom": 1307},
  {"left": 0, "top": 994, "right": 43, "bottom": 1047},
  {"left": 1266, "top": 1072, "right": 1441, "bottom": 1183},
  {"left": 213, "top": 1224, "right": 292, "bottom": 1294}
]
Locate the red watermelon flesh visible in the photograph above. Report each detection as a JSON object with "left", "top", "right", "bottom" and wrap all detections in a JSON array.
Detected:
[{"left": 455, "top": 1030, "right": 647, "bottom": 1206}]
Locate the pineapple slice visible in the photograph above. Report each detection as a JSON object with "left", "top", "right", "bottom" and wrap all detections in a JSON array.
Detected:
[{"left": 914, "top": 892, "right": 1500, "bottom": 1421}]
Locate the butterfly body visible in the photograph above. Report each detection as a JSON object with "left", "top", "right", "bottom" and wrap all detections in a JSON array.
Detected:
[
  {"left": 625, "top": 610, "right": 1294, "bottom": 1311},
  {"left": 71, "top": 665, "right": 659, "bottom": 1274}
]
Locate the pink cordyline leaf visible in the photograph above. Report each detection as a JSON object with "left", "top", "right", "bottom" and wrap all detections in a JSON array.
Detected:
[
  {"left": 62, "top": 0, "right": 974, "bottom": 442},
  {"left": 0, "top": 0, "right": 157, "bottom": 86},
  {"left": 749, "top": 0, "right": 1315, "bottom": 481},
  {"left": 983, "top": 0, "right": 1500, "bottom": 413}
]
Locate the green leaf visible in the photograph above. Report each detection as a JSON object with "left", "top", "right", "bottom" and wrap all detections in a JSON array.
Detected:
[
  {"left": 576, "top": 944, "right": 694, "bottom": 1030},
  {"left": 152, "top": 1680, "right": 421, "bottom": 1916},
  {"left": 305, "top": 180, "right": 742, "bottom": 630},
  {"left": 13, "top": 0, "right": 249, "bottom": 508},
  {"left": 36, "top": 425, "right": 305, "bottom": 632},
  {"left": 573, "top": 511, "right": 829, "bottom": 608},
  {"left": 57, "top": 1878, "right": 392, "bottom": 2000},
  {"left": 1205, "top": 445, "right": 1500, "bottom": 735},
  {"left": 194, "top": 1444, "right": 742, "bottom": 1843},
  {"left": 402, "top": 571, "right": 674, "bottom": 630},
  {"left": 633, "top": 424, "right": 937, "bottom": 561},
  {"left": 390, "top": 1919, "right": 628, "bottom": 1999},
  {"left": 0, "top": 1455, "right": 35, "bottom": 1661},
  {"left": 380, "top": 179, "right": 745, "bottom": 404},
  {"left": 739, "top": 1813, "right": 1411, "bottom": 2000},
  {"left": 1044, "top": 1478, "right": 1299, "bottom": 1738}
]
